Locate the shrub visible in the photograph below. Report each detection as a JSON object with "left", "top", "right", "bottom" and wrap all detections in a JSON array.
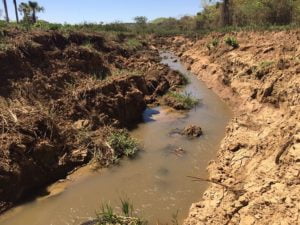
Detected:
[
  {"left": 225, "top": 36, "right": 239, "bottom": 48},
  {"left": 107, "top": 130, "right": 139, "bottom": 157},
  {"left": 162, "top": 91, "right": 199, "bottom": 110}
]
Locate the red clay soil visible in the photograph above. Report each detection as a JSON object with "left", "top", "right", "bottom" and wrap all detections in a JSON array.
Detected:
[
  {"left": 0, "top": 30, "right": 186, "bottom": 213},
  {"left": 160, "top": 30, "right": 300, "bottom": 225}
]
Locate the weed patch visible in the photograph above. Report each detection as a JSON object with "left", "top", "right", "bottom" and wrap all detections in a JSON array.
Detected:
[
  {"left": 260, "top": 61, "right": 274, "bottom": 69},
  {"left": 225, "top": 37, "right": 239, "bottom": 49},
  {"left": 91, "top": 200, "right": 146, "bottom": 225},
  {"left": 107, "top": 130, "right": 139, "bottom": 158},
  {"left": 124, "top": 39, "right": 143, "bottom": 50},
  {"left": 162, "top": 91, "right": 199, "bottom": 110}
]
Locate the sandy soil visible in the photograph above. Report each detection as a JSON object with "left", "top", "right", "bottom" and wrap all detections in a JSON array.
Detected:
[{"left": 160, "top": 30, "right": 300, "bottom": 225}]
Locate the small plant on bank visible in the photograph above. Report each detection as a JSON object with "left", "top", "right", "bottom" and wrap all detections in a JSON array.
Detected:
[
  {"left": 212, "top": 38, "right": 219, "bottom": 47},
  {"left": 206, "top": 39, "right": 219, "bottom": 50},
  {"left": 225, "top": 37, "right": 239, "bottom": 49},
  {"left": 93, "top": 200, "right": 147, "bottom": 225},
  {"left": 107, "top": 130, "right": 139, "bottom": 158},
  {"left": 259, "top": 60, "right": 274, "bottom": 69},
  {"left": 162, "top": 91, "right": 199, "bottom": 110}
]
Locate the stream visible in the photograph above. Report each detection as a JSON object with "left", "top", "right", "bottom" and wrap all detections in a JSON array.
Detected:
[{"left": 0, "top": 52, "right": 231, "bottom": 225}]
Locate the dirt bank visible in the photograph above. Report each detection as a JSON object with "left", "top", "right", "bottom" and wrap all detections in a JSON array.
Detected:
[
  {"left": 0, "top": 30, "right": 186, "bottom": 213},
  {"left": 160, "top": 30, "right": 300, "bottom": 225}
]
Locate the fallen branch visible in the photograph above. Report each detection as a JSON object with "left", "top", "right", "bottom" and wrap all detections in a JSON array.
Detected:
[
  {"left": 187, "top": 176, "right": 246, "bottom": 196},
  {"left": 187, "top": 176, "right": 231, "bottom": 189}
]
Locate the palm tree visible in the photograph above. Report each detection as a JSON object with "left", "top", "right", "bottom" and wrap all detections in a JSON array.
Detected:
[
  {"left": 28, "top": 1, "right": 44, "bottom": 23},
  {"left": 13, "top": 0, "right": 19, "bottom": 23},
  {"left": 18, "top": 2, "right": 31, "bottom": 22},
  {"left": 2, "top": 0, "right": 9, "bottom": 22}
]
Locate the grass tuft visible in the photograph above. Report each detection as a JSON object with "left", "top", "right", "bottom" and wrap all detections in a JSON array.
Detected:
[
  {"left": 162, "top": 91, "right": 199, "bottom": 110},
  {"left": 225, "top": 37, "right": 239, "bottom": 49},
  {"left": 107, "top": 130, "right": 139, "bottom": 158},
  {"left": 93, "top": 201, "right": 147, "bottom": 225},
  {"left": 124, "top": 39, "right": 143, "bottom": 50}
]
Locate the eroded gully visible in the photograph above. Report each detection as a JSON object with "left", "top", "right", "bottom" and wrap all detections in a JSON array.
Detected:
[{"left": 0, "top": 52, "right": 232, "bottom": 225}]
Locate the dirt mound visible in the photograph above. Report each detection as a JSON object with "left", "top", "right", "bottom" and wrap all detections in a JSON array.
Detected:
[
  {"left": 163, "top": 30, "right": 300, "bottom": 225},
  {"left": 182, "top": 125, "right": 203, "bottom": 138},
  {"left": 0, "top": 31, "right": 186, "bottom": 213}
]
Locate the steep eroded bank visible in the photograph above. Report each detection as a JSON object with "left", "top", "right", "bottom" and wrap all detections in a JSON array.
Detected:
[
  {"left": 160, "top": 31, "right": 300, "bottom": 225},
  {"left": 0, "top": 30, "right": 186, "bottom": 213}
]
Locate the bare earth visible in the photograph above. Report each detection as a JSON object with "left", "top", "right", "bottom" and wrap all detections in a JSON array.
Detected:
[{"left": 161, "top": 30, "right": 300, "bottom": 225}]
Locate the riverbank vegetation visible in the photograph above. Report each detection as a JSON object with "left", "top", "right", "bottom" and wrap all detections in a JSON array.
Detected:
[
  {"left": 107, "top": 130, "right": 139, "bottom": 158},
  {"left": 82, "top": 200, "right": 147, "bottom": 225},
  {"left": 1, "top": 0, "right": 300, "bottom": 37},
  {"left": 162, "top": 92, "right": 199, "bottom": 110}
]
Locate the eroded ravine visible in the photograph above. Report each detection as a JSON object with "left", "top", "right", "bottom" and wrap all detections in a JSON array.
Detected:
[{"left": 0, "top": 52, "right": 231, "bottom": 225}]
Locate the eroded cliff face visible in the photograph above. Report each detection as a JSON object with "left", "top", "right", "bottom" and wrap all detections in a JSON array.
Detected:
[
  {"left": 0, "top": 31, "right": 186, "bottom": 213},
  {"left": 161, "top": 31, "right": 300, "bottom": 225}
]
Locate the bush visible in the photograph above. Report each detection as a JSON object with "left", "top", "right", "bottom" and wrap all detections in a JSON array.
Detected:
[
  {"left": 107, "top": 130, "right": 139, "bottom": 157},
  {"left": 225, "top": 36, "right": 239, "bottom": 48}
]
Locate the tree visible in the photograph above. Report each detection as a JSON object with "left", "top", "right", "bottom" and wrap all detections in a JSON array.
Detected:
[
  {"left": 18, "top": 1, "right": 44, "bottom": 24},
  {"left": 2, "top": 0, "right": 9, "bottom": 22},
  {"left": 18, "top": 2, "right": 31, "bottom": 22},
  {"left": 221, "top": 0, "right": 231, "bottom": 26},
  {"left": 134, "top": 16, "right": 148, "bottom": 32},
  {"left": 13, "top": 0, "right": 19, "bottom": 23},
  {"left": 28, "top": 1, "right": 44, "bottom": 23}
]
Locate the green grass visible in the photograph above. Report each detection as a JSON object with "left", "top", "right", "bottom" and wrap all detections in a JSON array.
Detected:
[
  {"left": 94, "top": 200, "right": 147, "bottom": 225},
  {"left": 225, "top": 37, "right": 239, "bottom": 49},
  {"left": 124, "top": 38, "right": 143, "bottom": 50},
  {"left": 206, "top": 38, "right": 220, "bottom": 50},
  {"left": 212, "top": 38, "right": 220, "bottom": 47},
  {"left": 163, "top": 91, "right": 199, "bottom": 110},
  {"left": 107, "top": 130, "right": 139, "bottom": 158},
  {"left": 259, "top": 61, "right": 274, "bottom": 69}
]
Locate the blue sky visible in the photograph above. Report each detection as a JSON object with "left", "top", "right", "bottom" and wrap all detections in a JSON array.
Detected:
[{"left": 2, "top": 0, "right": 202, "bottom": 24}]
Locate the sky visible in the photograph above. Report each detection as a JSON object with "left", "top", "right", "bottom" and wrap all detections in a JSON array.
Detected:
[{"left": 2, "top": 0, "right": 202, "bottom": 24}]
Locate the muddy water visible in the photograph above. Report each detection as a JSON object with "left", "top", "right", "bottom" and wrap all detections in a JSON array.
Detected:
[{"left": 0, "top": 52, "right": 231, "bottom": 225}]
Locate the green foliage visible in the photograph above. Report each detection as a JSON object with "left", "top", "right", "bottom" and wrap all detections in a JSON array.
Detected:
[
  {"left": 33, "top": 20, "right": 62, "bottom": 30},
  {"left": 212, "top": 38, "right": 219, "bottom": 47},
  {"left": 94, "top": 201, "right": 147, "bottom": 225},
  {"left": 120, "top": 198, "right": 134, "bottom": 217},
  {"left": 259, "top": 61, "right": 274, "bottom": 69},
  {"left": 107, "top": 130, "right": 139, "bottom": 157},
  {"left": 195, "top": 3, "right": 220, "bottom": 30},
  {"left": 134, "top": 16, "right": 148, "bottom": 33},
  {"left": 163, "top": 91, "right": 199, "bottom": 110},
  {"left": 207, "top": 38, "right": 220, "bottom": 50},
  {"left": 225, "top": 36, "right": 239, "bottom": 48},
  {"left": 18, "top": 1, "right": 44, "bottom": 24},
  {"left": 124, "top": 38, "right": 143, "bottom": 50}
]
